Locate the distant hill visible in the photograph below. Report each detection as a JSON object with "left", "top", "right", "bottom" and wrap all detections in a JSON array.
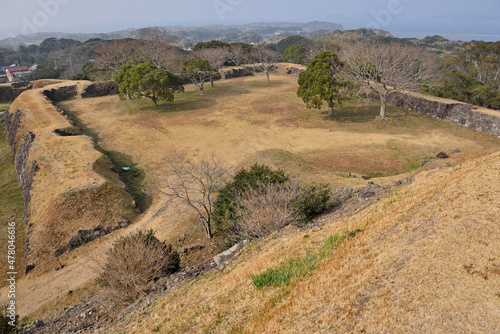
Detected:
[
  {"left": 0, "top": 21, "right": 344, "bottom": 47},
  {"left": 0, "top": 29, "right": 137, "bottom": 47}
]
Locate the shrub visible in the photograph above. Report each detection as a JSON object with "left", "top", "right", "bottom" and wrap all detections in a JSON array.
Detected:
[
  {"left": 293, "top": 183, "right": 332, "bottom": 222},
  {"left": 234, "top": 181, "right": 301, "bottom": 239},
  {"left": 212, "top": 164, "right": 289, "bottom": 235},
  {"left": 0, "top": 305, "right": 18, "bottom": 333},
  {"left": 96, "top": 230, "right": 180, "bottom": 305},
  {"left": 213, "top": 164, "right": 332, "bottom": 241}
]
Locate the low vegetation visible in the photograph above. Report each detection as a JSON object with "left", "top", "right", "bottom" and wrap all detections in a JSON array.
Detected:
[
  {"left": 251, "top": 227, "right": 362, "bottom": 288},
  {"left": 95, "top": 230, "right": 180, "bottom": 305},
  {"left": 213, "top": 164, "right": 331, "bottom": 242},
  {"left": 424, "top": 41, "right": 500, "bottom": 110},
  {"left": 0, "top": 305, "right": 18, "bottom": 333}
]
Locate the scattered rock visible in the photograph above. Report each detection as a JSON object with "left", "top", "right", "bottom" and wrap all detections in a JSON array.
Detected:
[
  {"left": 54, "top": 248, "right": 65, "bottom": 257},
  {"left": 68, "top": 235, "right": 83, "bottom": 249},
  {"left": 436, "top": 152, "right": 449, "bottom": 159},
  {"left": 117, "top": 220, "right": 131, "bottom": 228},
  {"left": 453, "top": 148, "right": 461, "bottom": 154},
  {"left": 361, "top": 176, "right": 371, "bottom": 180},
  {"left": 78, "top": 229, "right": 95, "bottom": 243},
  {"left": 361, "top": 191, "right": 376, "bottom": 199},
  {"left": 117, "top": 299, "right": 141, "bottom": 319},
  {"left": 179, "top": 245, "right": 204, "bottom": 254},
  {"left": 420, "top": 159, "right": 429, "bottom": 168},
  {"left": 213, "top": 240, "right": 249, "bottom": 270}
]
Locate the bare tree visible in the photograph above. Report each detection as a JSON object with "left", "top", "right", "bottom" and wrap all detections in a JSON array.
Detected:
[
  {"left": 245, "top": 48, "right": 280, "bottom": 84},
  {"left": 183, "top": 59, "right": 217, "bottom": 95},
  {"left": 229, "top": 44, "right": 248, "bottom": 66},
  {"left": 192, "top": 48, "right": 231, "bottom": 86},
  {"left": 137, "top": 26, "right": 171, "bottom": 42},
  {"left": 93, "top": 39, "right": 136, "bottom": 79},
  {"left": 134, "top": 27, "right": 183, "bottom": 73},
  {"left": 160, "top": 153, "right": 230, "bottom": 238},
  {"left": 341, "top": 43, "right": 437, "bottom": 118}
]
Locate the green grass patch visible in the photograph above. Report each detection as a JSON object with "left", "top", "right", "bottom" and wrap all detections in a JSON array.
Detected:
[
  {"left": 0, "top": 103, "right": 11, "bottom": 113},
  {"left": 105, "top": 151, "right": 151, "bottom": 212},
  {"left": 251, "top": 227, "right": 362, "bottom": 289}
]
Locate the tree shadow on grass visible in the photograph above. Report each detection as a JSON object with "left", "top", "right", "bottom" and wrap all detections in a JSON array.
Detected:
[
  {"left": 206, "top": 84, "right": 251, "bottom": 97},
  {"left": 328, "top": 105, "right": 381, "bottom": 123},
  {"left": 327, "top": 103, "right": 414, "bottom": 124}
]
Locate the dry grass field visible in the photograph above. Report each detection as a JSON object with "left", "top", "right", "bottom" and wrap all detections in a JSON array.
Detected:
[
  {"left": 1, "top": 72, "right": 499, "bottom": 330},
  {"left": 62, "top": 74, "right": 499, "bottom": 185},
  {"left": 123, "top": 151, "right": 500, "bottom": 334}
]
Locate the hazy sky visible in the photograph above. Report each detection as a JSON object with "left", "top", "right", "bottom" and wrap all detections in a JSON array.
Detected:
[{"left": 2, "top": 0, "right": 499, "bottom": 41}]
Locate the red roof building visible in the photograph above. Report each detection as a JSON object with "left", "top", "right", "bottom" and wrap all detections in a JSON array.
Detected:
[{"left": 6, "top": 65, "right": 30, "bottom": 81}]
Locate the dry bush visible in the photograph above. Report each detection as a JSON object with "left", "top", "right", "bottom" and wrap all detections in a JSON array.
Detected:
[
  {"left": 234, "top": 181, "right": 301, "bottom": 239},
  {"left": 95, "top": 230, "right": 180, "bottom": 305}
]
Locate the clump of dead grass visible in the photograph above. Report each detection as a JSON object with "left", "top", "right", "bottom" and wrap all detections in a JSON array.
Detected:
[{"left": 95, "top": 230, "right": 180, "bottom": 306}]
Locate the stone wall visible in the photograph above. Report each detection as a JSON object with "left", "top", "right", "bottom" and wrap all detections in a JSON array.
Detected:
[
  {"left": 42, "top": 85, "right": 78, "bottom": 102},
  {"left": 4, "top": 109, "right": 21, "bottom": 153},
  {"left": 0, "top": 85, "right": 33, "bottom": 103},
  {"left": 81, "top": 81, "right": 119, "bottom": 98},
  {"left": 220, "top": 68, "right": 253, "bottom": 80},
  {"left": 4, "top": 111, "right": 37, "bottom": 215},
  {"left": 5, "top": 109, "right": 38, "bottom": 273},
  {"left": 384, "top": 91, "right": 500, "bottom": 138}
]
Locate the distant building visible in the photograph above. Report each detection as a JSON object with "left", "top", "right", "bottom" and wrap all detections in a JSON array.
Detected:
[{"left": 6, "top": 65, "right": 31, "bottom": 82}]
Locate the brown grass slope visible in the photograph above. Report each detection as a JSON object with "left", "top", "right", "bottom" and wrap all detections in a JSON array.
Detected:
[
  {"left": 127, "top": 151, "right": 500, "bottom": 334},
  {"left": 7, "top": 83, "right": 137, "bottom": 272}
]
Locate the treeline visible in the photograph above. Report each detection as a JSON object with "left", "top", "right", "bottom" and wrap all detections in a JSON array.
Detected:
[
  {"left": 3, "top": 27, "right": 499, "bottom": 110},
  {"left": 0, "top": 37, "right": 109, "bottom": 80},
  {"left": 424, "top": 41, "right": 500, "bottom": 110}
]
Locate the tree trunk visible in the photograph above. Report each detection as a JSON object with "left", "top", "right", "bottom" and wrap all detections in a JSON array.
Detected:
[
  {"left": 210, "top": 76, "right": 214, "bottom": 87},
  {"left": 380, "top": 93, "right": 387, "bottom": 118},
  {"left": 152, "top": 97, "right": 157, "bottom": 107},
  {"left": 202, "top": 218, "right": 212, "bottom": 238},
  {"left": 200, "top": 82, "right": 205, "bottom": 95},
  {"left": 266, "top": 71, "right": 270, "bottom": 84},
  {"left": 328, "top": 99, "right": 334, "bottom": 116}
]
